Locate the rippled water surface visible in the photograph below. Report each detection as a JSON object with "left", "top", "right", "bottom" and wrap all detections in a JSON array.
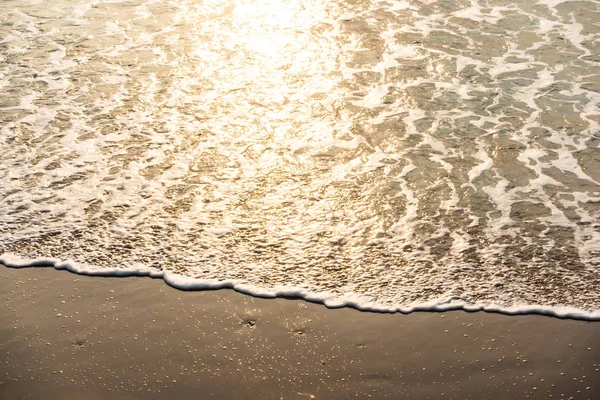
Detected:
[{"left": 1, "top": 0, "right": 599, "bottom": 315}]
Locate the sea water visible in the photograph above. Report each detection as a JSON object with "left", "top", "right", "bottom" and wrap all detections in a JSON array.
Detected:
[{"left": 1, "top": 0, "right": 599, "bottom": 319}]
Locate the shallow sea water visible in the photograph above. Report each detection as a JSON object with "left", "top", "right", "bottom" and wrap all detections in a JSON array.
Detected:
[{"left": 1, "top": 0, "right": 599, "bottom": 317}]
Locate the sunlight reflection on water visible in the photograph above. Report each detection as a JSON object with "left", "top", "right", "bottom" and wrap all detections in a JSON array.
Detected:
[{"left": 1, "top": 0, "right": 599, "bottom": 315}]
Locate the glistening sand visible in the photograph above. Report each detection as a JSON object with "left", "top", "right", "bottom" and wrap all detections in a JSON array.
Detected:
[{"left": 1, "top": 266, "right": 598, "bottom": 400}]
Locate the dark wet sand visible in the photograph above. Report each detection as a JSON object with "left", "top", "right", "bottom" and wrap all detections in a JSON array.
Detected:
[{"left": 1, "top": 266, "right": 599, "bottom": 400}]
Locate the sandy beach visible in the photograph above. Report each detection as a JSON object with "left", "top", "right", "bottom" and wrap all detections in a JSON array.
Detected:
[
  {"left": 1, "top": 265, "right": 598, "bottom": 400},
  {"left": 2, "top": 0, "right": 600, "bottom": 398}
]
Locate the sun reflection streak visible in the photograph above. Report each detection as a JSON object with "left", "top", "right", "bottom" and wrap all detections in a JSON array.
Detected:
[
  {"left": 190, "top": 0, "right": 349, "bottom": 166},
  {"left": 166, "top": 0, "right": 370, "bottom": 247}
]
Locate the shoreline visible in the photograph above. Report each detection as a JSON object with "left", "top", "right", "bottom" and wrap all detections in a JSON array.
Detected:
[
  {"left": 2, "top": 266, "right": 599, "bottom": 399},
  {"left": 2, "top": 256, "right": 599, "bottom": 321}
]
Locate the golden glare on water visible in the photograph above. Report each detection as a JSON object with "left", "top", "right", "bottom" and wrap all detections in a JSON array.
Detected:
[{"left": 189, "top": 0, "right": 349, "bottom": 175}]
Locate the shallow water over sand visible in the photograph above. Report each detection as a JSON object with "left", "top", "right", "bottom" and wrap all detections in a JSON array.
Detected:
[{"left": 1, "top": 0, "right": 599, "bottom": 316}]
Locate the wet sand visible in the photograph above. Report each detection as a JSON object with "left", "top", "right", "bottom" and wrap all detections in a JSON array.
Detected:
[{"left": 1, "top": 266, "right": 599, "bottom": 400}]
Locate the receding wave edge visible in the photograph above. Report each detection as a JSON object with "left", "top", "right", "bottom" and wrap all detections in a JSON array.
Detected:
[{"left": 2, "top": 253, "right": 599, "bottom": 321}]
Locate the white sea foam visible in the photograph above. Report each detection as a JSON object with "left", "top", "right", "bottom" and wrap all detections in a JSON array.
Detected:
[{"left": 2, "top": 254, "right": 598, "bottom": 320}]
